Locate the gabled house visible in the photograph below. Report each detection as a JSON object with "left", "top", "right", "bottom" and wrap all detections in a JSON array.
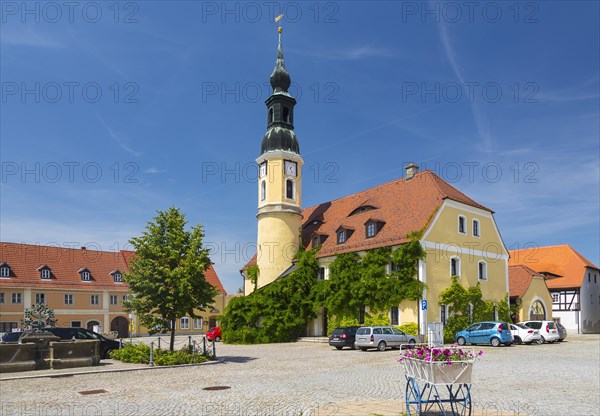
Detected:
[
  {"left": 0, "top": 242, "right": 226, "bottom": 337},
  {"left": 509, "top": 245, "right": 600, "bottom": 333},
  {"left": 508, "top": 265, "right": 553, "bottom": 323}
]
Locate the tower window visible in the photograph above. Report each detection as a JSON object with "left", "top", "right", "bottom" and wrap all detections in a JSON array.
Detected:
[
  {"left": 260, "top": 180, "right": 266, "bottom": 201},
  {"left": 269, "top": 107, "right": 274, "bottom": 123},
  {"left": 283, "top": 107, "right": 290, "bottom": 123},
  {"left": 286, "top": 179, "right": 295, "bottom": 200}
]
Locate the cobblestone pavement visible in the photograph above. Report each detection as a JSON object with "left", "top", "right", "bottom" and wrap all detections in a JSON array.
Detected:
[{"left": 1, "top": 334, "right": 598, "bottom": 416}]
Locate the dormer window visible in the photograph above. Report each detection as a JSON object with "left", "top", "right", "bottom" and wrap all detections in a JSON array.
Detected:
[
  {"left": 38, "top": 266, "right": 51, "bottom": 280},
  {"left": 112, "top": 272, "right": 123, "bottom": 283},
  {"left": 337, "top": 229, "right": 346, "bottom": 244},
  {"left": 365, "top": 219, "right": 384, "bottom": 239},
  {"left": 0, "top": 263, "right": 10, "bottom": 278},
  {"left": 349, "top": 205, "right": 377, "bottom": 217},
  {"left": 312, "top": 234, "right": 326, "bottom": 248}
]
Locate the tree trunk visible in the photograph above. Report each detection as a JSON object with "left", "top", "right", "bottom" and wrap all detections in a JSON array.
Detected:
[{"left": 170, "top": 319, "right": 176, "bottom": 351}]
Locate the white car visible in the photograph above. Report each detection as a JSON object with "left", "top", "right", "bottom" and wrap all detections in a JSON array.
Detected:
[
  {"left": 510, "top": 323, "right": 542, "bottom": 344},
  {"left": 520, "top": 321, "right": 560, "bottom": 343}
]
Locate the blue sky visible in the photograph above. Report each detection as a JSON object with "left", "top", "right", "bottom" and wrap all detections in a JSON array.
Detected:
[{"left": 1, "top": 1, "right": 598, "bottom": 294}]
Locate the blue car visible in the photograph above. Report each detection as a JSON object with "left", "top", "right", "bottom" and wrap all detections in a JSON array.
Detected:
[{"left": 455, "top": 321, "right": 513, "bottom": 347}]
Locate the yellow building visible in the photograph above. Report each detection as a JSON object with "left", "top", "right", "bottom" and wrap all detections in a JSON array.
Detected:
[
  {"left": 508, "top": 265, "right": 553, "bottom": 323},
  {"left": 0, "top": 243, "right": 226, "bottom": 337},
  {"left": 242, "top": 29, "right": 510, "bottom": 337}
]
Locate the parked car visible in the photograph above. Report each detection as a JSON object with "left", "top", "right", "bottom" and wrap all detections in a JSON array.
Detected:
[
  {"left": 510, "top": 323, "right": 542, "bottom": 345},
  {"left": 0, "top": 331, "right": 25, "bottom": 343},
  {"left": 556, "top": 322, "right": 567, "bottom": 342},
  {"left": 520, "top": 320, "right": 559, "bottom": 343},
  {"left": 328, "top": 326, "right": 360, "bottom": 350},
  {"left": 455, "top": 321, "right": 513, "bottom": 347},
  {"left": 206, "top": 326, "right": 222, "bottom": 342},
  {"left": 355, "top": 326, "right": 416, "bottom": 351},
  {"left": 46, "top": 327, "right": 121, "bottom": 359}
]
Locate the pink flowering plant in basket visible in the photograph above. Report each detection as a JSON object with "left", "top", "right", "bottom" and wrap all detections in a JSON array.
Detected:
[
  {"left": 399, "top": 344, "right": 483, "bottom": 384},
  {"left": 399, "top": 344, "right": 483, "bottom": 365}
]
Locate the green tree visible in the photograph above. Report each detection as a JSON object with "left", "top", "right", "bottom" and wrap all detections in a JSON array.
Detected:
[{"left": 124, "top": 207, "right": 217, "bottom": 350}]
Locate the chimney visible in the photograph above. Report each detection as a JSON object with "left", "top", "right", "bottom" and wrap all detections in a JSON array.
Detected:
[
  {"left": 405, "top": 163, "right": 419, "bottom": 180},
  {"left": 81, "top": 246, "right": 87, "bottom": 250}
]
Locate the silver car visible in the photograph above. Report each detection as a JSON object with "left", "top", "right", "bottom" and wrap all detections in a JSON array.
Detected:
[{"left": 355, "top": 326, "right": 417, "bottom": 351}]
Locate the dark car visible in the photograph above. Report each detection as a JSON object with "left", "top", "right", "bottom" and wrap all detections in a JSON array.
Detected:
[
  {"left": 0, "top": 331, "right": 25, "bottom": 343},
  {"left": 556, "top": 322, "right": 567, "bottom": 342},
  {"left": 328, "top": 326, "right": 360, "bottom": 350},
  {"left": 46, "top": 327, "right": 121, "bottom": 359}
]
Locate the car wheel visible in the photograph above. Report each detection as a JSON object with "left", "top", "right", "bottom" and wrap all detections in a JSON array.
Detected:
[
  {"left": 215, "top": 336, "right": 221, "bottom": 342},
  {"left": 360, "top": 347, "right": 368, "bottom": 351},
  {"left": 514, "top": 336, "right": 522, "bottom": 345},
  {"left": 408, "top": 339, "right": 416, "bottom": 345},
  {"left": 491, "top": 337, "right": 501, "bottom": 347},
  {"left": 457, "top": 337, "right": 466, "bottom": 346},
  {"left": 525, "top": 342, "right": 532, "bottom": 345},
  {"left": 351, "top": 342, "right": 357, "bottom": 350},
  {"left": 377, "top": 341, "right": 387, "bottom": 351},
  {"left": 104, "top": 349, "right": 113, "bottom": 359},
  {"left": 538, "top": 336, "right": 545, "bottom": 344},
  {"left": 557, "top": 339, "right": 564, "bottom": 342},
  {"left": 335, "top": 346, "right": 343, "bottom": 350}
]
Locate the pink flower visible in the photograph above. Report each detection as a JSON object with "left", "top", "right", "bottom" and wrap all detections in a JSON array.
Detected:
[{"left": 478, "top": 350, "right": 484, "bottom": 356}]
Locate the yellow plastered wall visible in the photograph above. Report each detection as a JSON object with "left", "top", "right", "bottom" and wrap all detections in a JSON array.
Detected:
[
  {"left": 517, "top": 277, "right": 553, "bottom": 322},
  {"left": 400, "top": 299, "right": 418, "bottom": 324},
  {"left": 255, "top": 213, "right": 301, "bottom": 290},
  {"left": 423, "top": 203, "right": 509, "bottom": 322},
  {"left": 258, "top": 159, "right": 303, "bottom": 206}
]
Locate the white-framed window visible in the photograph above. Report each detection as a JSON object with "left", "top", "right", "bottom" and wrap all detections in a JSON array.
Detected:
[
  {"left": 390, "top": 306, "right": 399, "bottom": 325},
  {"left": 318, "top": 267, "right": 326, "bottom": 281},
  {"left": 285, "top": 179, "right": 295, "bottom": 200},
  {"left": 337, "top": 229, "right": 346, "bottom": 244},
  {"left": 0, "top": 266, "right": 10, "bottom": 277},
  {"left": 122, "top": 295, "right": 129, "bottom": 303},
  {"left": 40, "top": 268, "right": 51, "bottom": 279},
  {"left": 81, "top": 271, "right": 91, "bottom": 281},
  {"left": 113, "top": 273, "right": 122, "bottom": 283},
  {"left": 472, "top": 219, "right": 480, "bottom": 237},
  {"left": 194, "top": 318, "right": 203, "bottom": 329},
  {"left": 180, "top": 317, "right": 190, "bottom": 330},
  {"left": 450, "top": 257, "right": 461, "bottom": 277},
  {"left": 478, "top": 261, "right": 488, "bottom": 280},
  {"left": 12, "top": 293, "right": 22, "bottom": 304},
  {"left": 458, "top": 215, "right": 466, "bottom": 234},
  {"left": 90, "top": 294, "right": 100, "bottom": 306},
  {"left": 552, "top": 293, "right": 559, "bottom": 302},
  {"left": 0, "top": 292, "right": 5, "bottom": 304},
  {"left": 260, "top": 180, "right": 266, "bottom": 201},
  {"left": 110, "top": 295, "right": 118, "bottom": 305},
  {"left": 440, "top": 304, "right": 448, "bottom": 325},
  {"left": 35, "top": 293, "right": 45, "bottom": 305},
  {"left": 64, "top": 294, "right": 73, "bottom": 305}
]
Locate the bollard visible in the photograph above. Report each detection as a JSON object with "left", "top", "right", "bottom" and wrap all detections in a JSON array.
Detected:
[
  {"left": 157, "top": 336, "right": 161, "bottom": 349},
  {"left": 188, "top": 335, "right": 192, "bottom": 349},
  {"left": 212, "top": 339, "right": 217, "bottom": 359},
  {"left": 192, "top": 340, "right": 197, "bottom": 358},
  {"left": 203, "top": 336, "right": 207, "bottom": 354},
  {"left": 149, "top": 341, "right": 154, "bottom": 367}
]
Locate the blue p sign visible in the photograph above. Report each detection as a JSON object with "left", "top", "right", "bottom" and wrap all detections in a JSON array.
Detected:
[{"left": 421, "top": 300, "right": 428, "bottom": 311}]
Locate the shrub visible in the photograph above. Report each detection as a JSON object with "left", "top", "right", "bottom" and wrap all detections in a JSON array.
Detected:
[
  {"left": 364, "top": 313, "right": 390, "bottom": 326},
  {"left": 109, "top": 343, "right": 209, "bottom": 365},
  {"left": 398, "top": 322, "right": 418, "bottom": 336}
]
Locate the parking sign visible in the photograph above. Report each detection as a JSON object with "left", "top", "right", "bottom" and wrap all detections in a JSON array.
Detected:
[{"left": 421, "top": 300, "right": 428, "bottom": 311}]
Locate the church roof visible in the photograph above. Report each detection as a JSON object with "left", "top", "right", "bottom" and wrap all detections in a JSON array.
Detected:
[
  {"left": 242, "top": 169, "right": 492, "bottom": 270},
  {"left": 509, "top": 245, "right": 599, "bottom": 289},
  {"left": 0, "top": 242, "right": 226, "bottom": 294},
  {"left": 508, "top": 265, "right": 546, "bottom": 299}
]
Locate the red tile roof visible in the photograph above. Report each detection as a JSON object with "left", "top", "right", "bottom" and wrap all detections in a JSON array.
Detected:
[
  {"left": 242, "top": 170, "right": 492, "bottom": 270},
  {"left": 509, "top": 245, "right": 599, "bottom": 289},
  {"left": 509, "top": 265, "right": 546, "bottom": 298},
  {"left": 0, "top": 242, "right": 226, "bottom": 294}
]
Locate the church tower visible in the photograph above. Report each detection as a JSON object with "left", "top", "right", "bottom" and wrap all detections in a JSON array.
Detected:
[{"left": 251, "top": 26, "right": 303, "bottom": 294}]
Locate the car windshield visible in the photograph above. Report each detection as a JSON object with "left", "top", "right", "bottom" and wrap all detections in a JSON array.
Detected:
[
  {"left": 526, "top": 322, "right": 542, "bottom": 329},
  {"left": 516, "top": 323, "right": 529, "bottom": 330}
]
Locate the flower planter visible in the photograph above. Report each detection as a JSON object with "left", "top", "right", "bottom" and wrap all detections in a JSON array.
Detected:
[{"left": 403, "top": 357, "right": 473, "bottom": 385}]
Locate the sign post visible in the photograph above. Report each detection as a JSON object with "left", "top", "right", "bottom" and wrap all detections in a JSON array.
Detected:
[{"left": 421, "top": 300, "right": 428, "bottom": 345}]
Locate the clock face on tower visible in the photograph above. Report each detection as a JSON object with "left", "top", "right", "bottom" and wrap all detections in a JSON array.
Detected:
[{"left": 284, "top": 160, "right": 297, "bottom": 176}]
